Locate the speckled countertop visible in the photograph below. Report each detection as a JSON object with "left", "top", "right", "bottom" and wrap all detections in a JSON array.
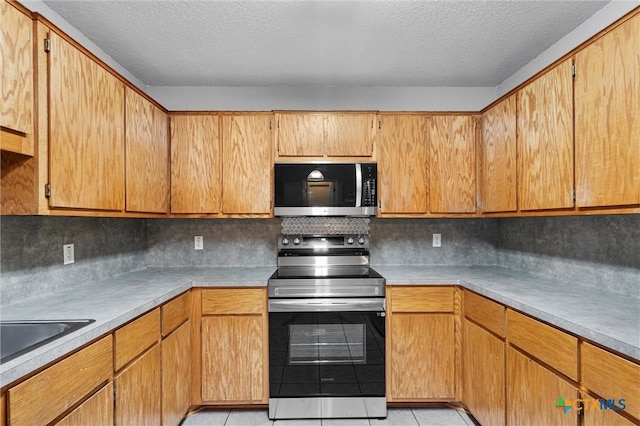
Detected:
[{"left": 1, "top": 265, "right": 638, "bottom": 388}]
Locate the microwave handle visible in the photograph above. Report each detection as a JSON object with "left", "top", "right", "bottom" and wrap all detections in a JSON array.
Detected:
[{"left": 355, "top": 163, "right": 362, "bottom": 207}]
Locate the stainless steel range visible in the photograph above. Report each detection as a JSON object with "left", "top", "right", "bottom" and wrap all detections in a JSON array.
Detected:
[{"left": 268, "top": 234, "right": 386, "bottom": 420}]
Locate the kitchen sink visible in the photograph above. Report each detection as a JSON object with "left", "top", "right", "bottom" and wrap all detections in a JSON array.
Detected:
[{"left": 0, "top": 319, "right": 95, "bottom": 364}]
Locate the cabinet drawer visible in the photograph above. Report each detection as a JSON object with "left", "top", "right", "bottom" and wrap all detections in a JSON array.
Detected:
[
  {"left": 582, "top": 342, "right": 639, "bottom": 420},
  {"left": 8, "top": 336, "right": 112, "bottom": 426},
  {"left": 388, "top": 286, "right": 454, "bottom": 313},
  {"left": 162, "top": 291, "right": 191, "bottom": 336},
  {"left": 506, "top": 309, "right": 578, "bottom": 380},
  {"left": 464, "top": 291, "right": 506, "bottom": 337},
  {"left": 201, "top": 288, "right": 264, "bottom": 315},
  {"left": 114, "top": 308, "right": 160, "bottom": 371}
]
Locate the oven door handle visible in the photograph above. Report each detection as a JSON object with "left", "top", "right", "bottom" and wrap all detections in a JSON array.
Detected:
[{"left": 268, "top": 298, "right": 385, "bottom": 313}]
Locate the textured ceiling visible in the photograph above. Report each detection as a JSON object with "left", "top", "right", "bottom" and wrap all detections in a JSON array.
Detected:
[{"left": 42, "top": 0, "right": 610, "bottom": 87}]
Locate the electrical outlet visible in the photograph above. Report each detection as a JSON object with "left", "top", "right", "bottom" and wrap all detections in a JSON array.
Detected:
[
  {"left": 432, "top": 233, "right": 441, "bottom": 248},
  {"left": 63, "top": 243, "right": 74, "bottom": 265},
  {"left": 194, "top": 236, "right": 204, "bottom": 250}
]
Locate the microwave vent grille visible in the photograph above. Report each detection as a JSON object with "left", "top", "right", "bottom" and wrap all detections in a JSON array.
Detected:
[{"left": 281, "top": 217, "right": 370, "bottom": 236}]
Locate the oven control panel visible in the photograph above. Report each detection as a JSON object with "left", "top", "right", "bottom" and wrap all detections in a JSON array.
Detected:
[{"left": 278, "top": 234, "right": 368, "bottom": 250}]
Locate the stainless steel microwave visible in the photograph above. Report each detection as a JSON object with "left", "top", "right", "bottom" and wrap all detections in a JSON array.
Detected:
[{"left": 274, "top": 163, "right": 377, "bottom": 216}]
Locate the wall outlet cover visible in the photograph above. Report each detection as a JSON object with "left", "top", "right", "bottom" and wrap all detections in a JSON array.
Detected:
[
  {"left": 195, "top": 236, "right": 204, "bottom": 250},
  {"left": 432, "top": 233, "right": 442, "bottom": 248},
  {"left": 63, "top": 243, "right": 75, "bottom": 265}
]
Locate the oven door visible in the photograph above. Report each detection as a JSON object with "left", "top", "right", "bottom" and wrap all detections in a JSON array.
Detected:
[{"left": 268, "top": 298, "right": 386, "bottom": 419}]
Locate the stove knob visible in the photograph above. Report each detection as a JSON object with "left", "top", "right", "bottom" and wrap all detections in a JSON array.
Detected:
[
  {"left": 282, "top": 237, "right": 289, "bottom": 246},
  {"left": 358, "top": 236, "right": 366, "bottom": 245},
  {"left": 293, "top": 237, "right": 301, "bottom": 245},
  {"left": 347, "top": 237, "right": 354, "bottom": 245}
]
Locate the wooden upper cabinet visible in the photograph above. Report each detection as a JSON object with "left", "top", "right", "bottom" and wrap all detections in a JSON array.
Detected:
[
  {"left": 125, "top": 88, "right": 169, "bottom": 213},
  {"left": 429, "top": 115, "right": 476, "bottom": 213},
  {"left": 170, "top": 114, "right": 221, "bottom": 214},
  {"left": 481, "top": 96, "right": 517, "bottom": 213},
  {"left": 276, "top": 112, "right": 374, "bottom": 157},
  {"left": 517, "top": 59, "right": 574, "bottom": 211},
  {"left": 1, "top": 1, "right": 34, "bottom": 155},
  {"left": 48, "top": 31, "right": 125, "bottom": 211},
  {"left": 575, "top": 13, "right": 640, "bottom": 208},
  {"left": 376, "top": 114, "right": 429, "bottom": 214},
  {"left": 222, "top": 114, "right": 272, "bottom": 214}
]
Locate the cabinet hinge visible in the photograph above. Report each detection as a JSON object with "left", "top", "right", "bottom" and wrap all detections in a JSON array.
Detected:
[
  {"left": 44, "top": 38, "right": 51, "bottom": 53},
  {"left": 572, "top": 63, "right": 576, "bottom": 77},
  {"left": 378, "top": 120, "right": 382, "bottom": 129},
  {"left": 269, "top": 120, "right": 272, "bottom": 130},
  {"left": 573, "top": 188, "right": 576, "bottom": 202},
  {"left": 44, "top": 184, "right": 51, "bottom": 198}
]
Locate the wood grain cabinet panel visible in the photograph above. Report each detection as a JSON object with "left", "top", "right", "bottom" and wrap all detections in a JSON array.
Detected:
[
  {"left": 124, "top": 88, "right": 169, "bottom": 213},
  {"left": 507, "top": 346, "right": 578, "bottom": 426},
  {"left": 162, "top": 291, "right": 191, "bottom": 337},
  {"left": 575, "top": 13, "right": 640, "bottom": 208},
  {"left": 276, "top": 113, "right": 325, "bottom": 157},
  {"left": 464, "top": 290, "right": 506, "bottom": 337},
  {"left": 222, "top": 114, "right": 272, "bottom": 214},
  {"left": 428, "top": 115, "right": 477, "bottom": 213},
  {"left": 376, "top": 114, "right": 429, "bottom": 214},
  {"left": 170, "top": 114, "right": 221, "bottom": 214},
  {"left": 481, "top": 95, "right": 517, "bottom": 213},
  {"left": 463, "top": 319, "right": 505, "bottom": 426},
  {"left": 517, "top": 59, "right": 574, "bottom": 211},
  {"left": 48, "top": 31, "right": 125, "bottom": 211},
  {"left": 0, "top": 392, "right": 5, "bottom": 426},
  {"left": 389, "top": 286, "right": 454, "bottom": 313},
  {"left": 114, "top": 308, "right": 160, "bottom": 371},
  {"left": 324, "top": 113, "right": 374, "bottom": 157},
  {"left": 162, "top": 321, "right": 192, "bottom": 426},
  {"left": 582, "top": 394, "right": 638, "bottom": 426},
  {"left": 8, "top": 336, "right": 113, "bottom": 426},
  {"left": 56, "top": 382, "right": 114, "bottom": 426},
  {"left": 202, "top": 288, "right": 264, "bottom": 315},
  {"left": 1, "top": 1, "right": 34, "bottom": 155},
  {"left": 114, "top": 344, "right": 161, "bottom": 426}
]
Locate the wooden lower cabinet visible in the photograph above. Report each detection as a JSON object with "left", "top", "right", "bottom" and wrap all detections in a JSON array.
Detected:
[
  {"left": 582, "top": 395, "right": 637, "bottom": 426},
  {"left": 462, "top": 319, "right": 505, "bottom": 426},
  {"left": 506, "top": 346, "right": 578, "bottom": 426},
  {"left": 56, "top": 382, "right": 114, "bottom": 426},
  {"left": 162, "top": 321, "right": 192, "bottom": 426},
  {"left": 114, "top": 344, "right": 161, "bottom": 426}
]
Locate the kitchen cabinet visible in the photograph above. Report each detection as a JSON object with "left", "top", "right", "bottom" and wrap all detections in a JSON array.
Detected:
[
  {"left": 7, "top": 336, "right": 113, "bottom": 425},
  {"left": 200, "top": 288, "right": 268, "bottom": 404},
  {"left": 582, "top": 391, "right": 638, "bottom": 426},
  {"left": 575, "top": 13, "right": 640, "bottom": 208},
  {"left": 376, "top": 114, "right": 429, "bottom": 214},
  {"left": 56, "top": 382, "right": 114, "bottom": 426},
  {"left": 221, "top": 114, "right": 272, "bottom": 214},
  {"left": 386, "top": 286, "right": 456, "bottom": 401},
  {"left": 480, "top": 95, "right": 517, "bottom": 213},
  {"left": 1, "top": 0, "right": 34, "bottom": 156},
  {"left": 124, "top": 87, "right": 169, "bottom": 214},
  {"left": 462, "top": 291, "right": 506, "bottom": 426},
  {"left": 517, "top": 59, "right": 574, "bottom": 211},
  {"left": 0, "top": 392, "right": 4, "bottom": 426},
  {"left": 275, "top": 112, "right": 374, "bottom": 157},
  {"left": 47, "top": 30, "right": 125, "bottom": 211},
  {"left": 428, "top": 115, "right": 477, "bottom": 213},
  {"left": 170, "top": 114, "right": 221, "bottom": 214}
]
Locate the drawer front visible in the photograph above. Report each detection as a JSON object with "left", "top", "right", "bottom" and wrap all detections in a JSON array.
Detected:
[
  {"left": 115, "top": 308, "right": 160, "bottom": 371},
  {"left": 464, "top": 290, "right": 506, "bottom": 337},
  {"left": 582, "top": 342, "right": 639, "bottom": 420},
  {"left": 388, "top": 286, "right": 454, "bottom": 313},
  {"left": 201, "top": 288, "right": 264, "bottom": 315},
  {"left": 8, "top": 335, "right": 113, "bottom": 426},
  {"left": 162, "top": 291, "right": 191, "bottom": 336},
  {"left": 506, "top": 309, "right": 578, "bottom": 380}
]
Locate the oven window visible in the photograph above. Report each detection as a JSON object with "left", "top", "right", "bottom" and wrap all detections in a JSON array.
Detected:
[{"left": 289, "top": 324, "right": 365, "bottom": 364}]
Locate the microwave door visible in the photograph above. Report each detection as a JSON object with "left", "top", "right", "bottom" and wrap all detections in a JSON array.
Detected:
[{"left": 306, "top": 182, "right": 335, "bottom": 207}]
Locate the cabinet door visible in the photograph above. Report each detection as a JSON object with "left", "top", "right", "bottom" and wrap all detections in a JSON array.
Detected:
[
  {"left": 377, "top": 115, "right": 429, "bottom": 214},
  {"left": 170, "top": 114, "right": 221, "bottom": 213},
  {"left": 276, "top": 113, "right": 324, "bottom": 157},
  {"left": 517, "top": 60, "right": 574, "bottom": 211},
  {"left": 56, "top": 383, "right": 114, "bottom": 426},
  {"left": 1, "top": 1, "right": 34, "bottom": 154},
  {"left": 124, "top": 88, "right": 168, "bottom": 213},
  {"left": 201, "top": 315, "right": 264, "bottom": 402},
  {"left": 463, "top": 319, "right": 505, "bottom": 426},
  {"left": 507, "top": 346, "right": 578, "bottom": 426},
  {"left": 162, "top": 321, "right": 192, "bottom": 426},
  {"left": 325, "top": 113, "right": 374, "bottom": 157},
  {"left": 222, "top": 114, "right": 272, "bottom": 214},
  {"left": 48, "top": 31, "right": 125, "bottom": 210},
  {"left": 115, "top": 344, "right": 161, "bottom": 426},
  {"left": 389, "top": 314, "right": 454, "bottom": 400},
  {"left": 429, "top": 115, "right": 476, "bottom": 213},
  {"left": 481, "top": 96, "right": 517, "bottom": 213},
  {"left": 575, "top": 14, "right": 640, "bottom": 208}
]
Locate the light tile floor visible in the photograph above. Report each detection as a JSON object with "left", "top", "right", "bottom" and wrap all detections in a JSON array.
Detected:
[{"left": 181, "top": 408, "right": 476, "bottom": 426}]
